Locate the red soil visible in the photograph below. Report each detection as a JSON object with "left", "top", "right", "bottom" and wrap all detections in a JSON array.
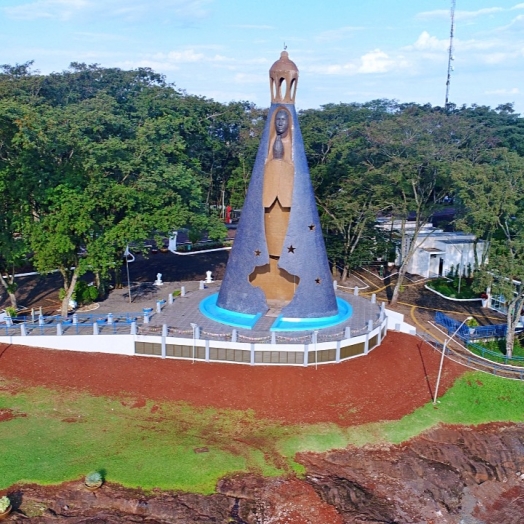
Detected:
[{"left": 0, "top": 332, "right": 467, "bottom": 425}]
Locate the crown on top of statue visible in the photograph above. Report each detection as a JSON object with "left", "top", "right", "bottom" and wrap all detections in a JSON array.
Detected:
[{"left": 269, "top": 51, "right": 299, "bottom": 104}]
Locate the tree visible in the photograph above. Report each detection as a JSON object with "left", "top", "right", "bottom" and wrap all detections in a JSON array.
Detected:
[
  {"left": 454, "top": 150, "right": 524, "bottom": 357},
  {"left": 299, "top": 101, "right": 395, "bottom": 277},
  {"left": 0, "top": 98, "right": 45, "bottom": 307},
  {"left": 360, "top": 106, "right": 497, "bottom": 304}
]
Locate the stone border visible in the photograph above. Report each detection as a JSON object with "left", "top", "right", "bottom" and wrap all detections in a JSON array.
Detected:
[
  {"left": 424, "top": 284, "right": 482, "bottom": 303},
  {"left": 171, "top": 247, "right": 232, "bottom": 256}
]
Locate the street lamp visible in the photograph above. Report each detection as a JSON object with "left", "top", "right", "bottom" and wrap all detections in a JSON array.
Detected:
[
  {"left": 433, "top": 315, "right": 472, "bottom": 405},
  {"left": 124, "top": 244, "right": 135, "bottom": 304}
]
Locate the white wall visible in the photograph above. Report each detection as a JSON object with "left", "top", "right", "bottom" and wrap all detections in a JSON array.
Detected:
[
  {"left": 0, "top": 334, "right": 135, "bottom": 355},
  {"left": 384, "top": 309, "right": 416, "bottom": 335}
]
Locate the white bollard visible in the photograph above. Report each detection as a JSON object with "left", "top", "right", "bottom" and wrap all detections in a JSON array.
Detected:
[
  {"left": 168, "top": 293, "right": 174, "bottom": 305},
  {"left": 107, "top": 313, "right": 113, "bottom": 324},
  {"left": 354, "top": 286, "right": 359, "bottom": 296},
  {"left": 199, "top": 280, "right": 205, "bottom": 290},
  {"left": 333, "top": 280, "right": 337, "bottom": 291},
  {"left": 93, "top": 322, "right": 99, "bottom": 335},
  {"left": 57, "top": 323, "right": 62, "bottom": 336},
  {"left": 371, "top": 293, "right": 376, "bottom": 304},
  {"left": 181, "top": 286, "right": 186, "bottom": 297}
]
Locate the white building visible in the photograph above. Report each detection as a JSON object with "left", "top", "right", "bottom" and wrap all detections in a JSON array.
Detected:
[{"left": 387, "top": 223, "right": 487, "bottom": 279}]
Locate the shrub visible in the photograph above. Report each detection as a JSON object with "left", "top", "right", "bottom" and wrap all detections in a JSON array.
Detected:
[
  {"left": 59, "top": 281, "right": 99, "bottom": 305},
  {"left": 427, "top": 277, "right": 478, "bottom": 299},
  {"left": 85, "top": 471, "right": 103, "bottom": 487},
  {"left": 0, "top": 496, "right": 10, "bottom": 512},
  {"left": 75, "top": 281, "right": 98, "bottom": 305},
  {"left": 4, "top": 306, "right": 17, "bottom": 318}
]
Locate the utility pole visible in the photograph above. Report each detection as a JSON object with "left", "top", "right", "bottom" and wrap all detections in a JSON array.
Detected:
[{"left": 444, "top": 0, "right": 456, "bottom": 110}]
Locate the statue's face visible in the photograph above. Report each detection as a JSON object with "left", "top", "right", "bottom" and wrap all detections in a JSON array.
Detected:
[{"left": 275, "top": 110, "right": 289, "bottom": 136}]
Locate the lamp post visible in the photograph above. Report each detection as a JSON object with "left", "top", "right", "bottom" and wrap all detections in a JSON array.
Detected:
[
  {"left": 124, "top": 244, "right": 135, "bottom": 304},
  {"left": 433, "top": 316, "right": 472, "bottom": 405}
]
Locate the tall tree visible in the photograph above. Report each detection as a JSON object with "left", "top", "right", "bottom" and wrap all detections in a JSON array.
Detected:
[
  {"left": 361, "top": 106, "right": 497, "bottom": 304},
  {"left": 454, "top": 149, "right": 524, "bottom": 357}
]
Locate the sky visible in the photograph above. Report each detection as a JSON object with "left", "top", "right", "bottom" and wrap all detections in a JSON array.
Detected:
[{"left": 0, "top": 0, "right": 523, "bottom": 112}]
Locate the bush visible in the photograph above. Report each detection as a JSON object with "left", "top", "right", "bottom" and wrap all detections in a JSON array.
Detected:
[
  {"left": 0, "top": 495, "right": 10, "bottom": 512},
  {"left": 85, "top": 470, "right": 103, "bottom": 487},
  {"left": 75, "top": 281, "right": 98, "bottom": 305},
  {"left": 427, "top": 278, "right": 478, "bottom": 299},
  {"left": 59, "top": 281, "right": 98, "bottom": 305},
  {"left": 4, "top": 306, "right": 17, "bottom": 318},
  {"left": 472, "top": 338, "right": 524, "bottom": 359}
]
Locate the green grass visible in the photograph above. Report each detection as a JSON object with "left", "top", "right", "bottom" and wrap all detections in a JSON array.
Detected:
[
  {"left": 467, "top": 339, "right": 524, "bottom": 367},
  {"left": 2, "top": 371, "right": 524, "bottom": 492},
  {"left": 427, "top": 277, "right": 479, "bottom": 299}
]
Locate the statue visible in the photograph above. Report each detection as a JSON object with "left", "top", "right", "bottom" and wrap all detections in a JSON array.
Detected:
[
  {"left": 216, "top": 51, "right": 337, "bottom": 319},
  {"left": 248, "top": 106, "right": 296, "bottom": 304},
  {"left": 154, "top": 273, "right": 163, "bottom": 286}
]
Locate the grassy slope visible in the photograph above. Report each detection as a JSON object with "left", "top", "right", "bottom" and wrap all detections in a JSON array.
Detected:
[{"left": 1, "top": 371, "right": 524, "bottom": 493}]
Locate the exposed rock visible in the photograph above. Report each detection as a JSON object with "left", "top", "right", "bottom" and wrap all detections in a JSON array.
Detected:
[
  {"left": 4, "top": 423, "right": 524, "bottom": 523},
  {"left": 299, "top": 422, "right": 524, "bottom": 523}
]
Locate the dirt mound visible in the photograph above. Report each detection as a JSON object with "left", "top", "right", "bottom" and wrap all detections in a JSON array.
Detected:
[
  {"left": 4, "top": 424, "right": 524, "bottom": 523},
  {"left": 0, "top": 332, "right": 466, "bottom": 425}
]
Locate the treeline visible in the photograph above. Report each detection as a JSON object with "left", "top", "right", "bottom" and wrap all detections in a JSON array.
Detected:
[
  {"left": 1, "top": 62, "right": 524, "bottom": 346},
  {"left": 300, "top": 99, "right": 524, "bottom": 354},
  {"left": 0, "top": 61, "right": 262, "bottom": 315}
]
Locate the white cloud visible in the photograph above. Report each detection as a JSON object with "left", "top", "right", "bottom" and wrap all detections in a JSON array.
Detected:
[
  {"left": 358, "top": 49, "right": 396, "bottom": 74},
  {"left": 496, "top": 13, "right": 524, "bottom": 32},
  {"left": 302, "top": 63, "right": 358, "bottom": 76},
  {"left": 302, "top": 48, "right": 409, "bottom": 77},
  {"left": 417, "top": 7, "right": 504, "bottom": 21},
  {"left": 3, "top": 0, "right": 213, "bottom": 22},
  {"left": 315, "top": 26, "right": 364, "bottom": 42},
  {"left": 230, "top": 24, "right": 274, "bottom": 30},
  {"left": 234, "top": 73, "right": 267, "bottom": 84},
  {"left": 485, "top": 87, "right": 520, "bottom": 94},
  {"left": 511, "top": 3, "right": 524, "bottom": 9},
  {"left": 4, "top": 0, "right": 90, "bottom": 21},
  {"left": 74, "top": 31, "right": 129, "bottom": 42},
  {"left": 409, "top": 31, "right": 448, "bottom": 51},
  {"left": 165, "top": 50, "right": 206, "bottom": 63},
  {"left": 118, "top": 49, "right": 267, "bottom": 75}
]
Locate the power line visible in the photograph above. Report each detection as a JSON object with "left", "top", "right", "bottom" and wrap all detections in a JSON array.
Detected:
[{"left": 445, "top": 0, "right": 456, "bottom": 109}]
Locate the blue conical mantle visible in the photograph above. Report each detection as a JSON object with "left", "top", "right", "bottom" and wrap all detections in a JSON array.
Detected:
[{"left": 216, "top": 101, "right": 337, "bottom": 319}]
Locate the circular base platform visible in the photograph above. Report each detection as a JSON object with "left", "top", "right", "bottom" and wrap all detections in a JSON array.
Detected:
[{"left": 199, "top": 293, "right": 353, "bottom": 332}]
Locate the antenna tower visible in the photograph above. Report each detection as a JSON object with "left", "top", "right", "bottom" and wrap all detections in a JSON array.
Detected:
[{"left": 444, "top": 0, "right": 456, "bottom": 109}]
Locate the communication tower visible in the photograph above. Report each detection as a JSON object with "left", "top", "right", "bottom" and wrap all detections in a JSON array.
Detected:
[{"left": 445, "top": 0, "right": 456, "bottom": 109}]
